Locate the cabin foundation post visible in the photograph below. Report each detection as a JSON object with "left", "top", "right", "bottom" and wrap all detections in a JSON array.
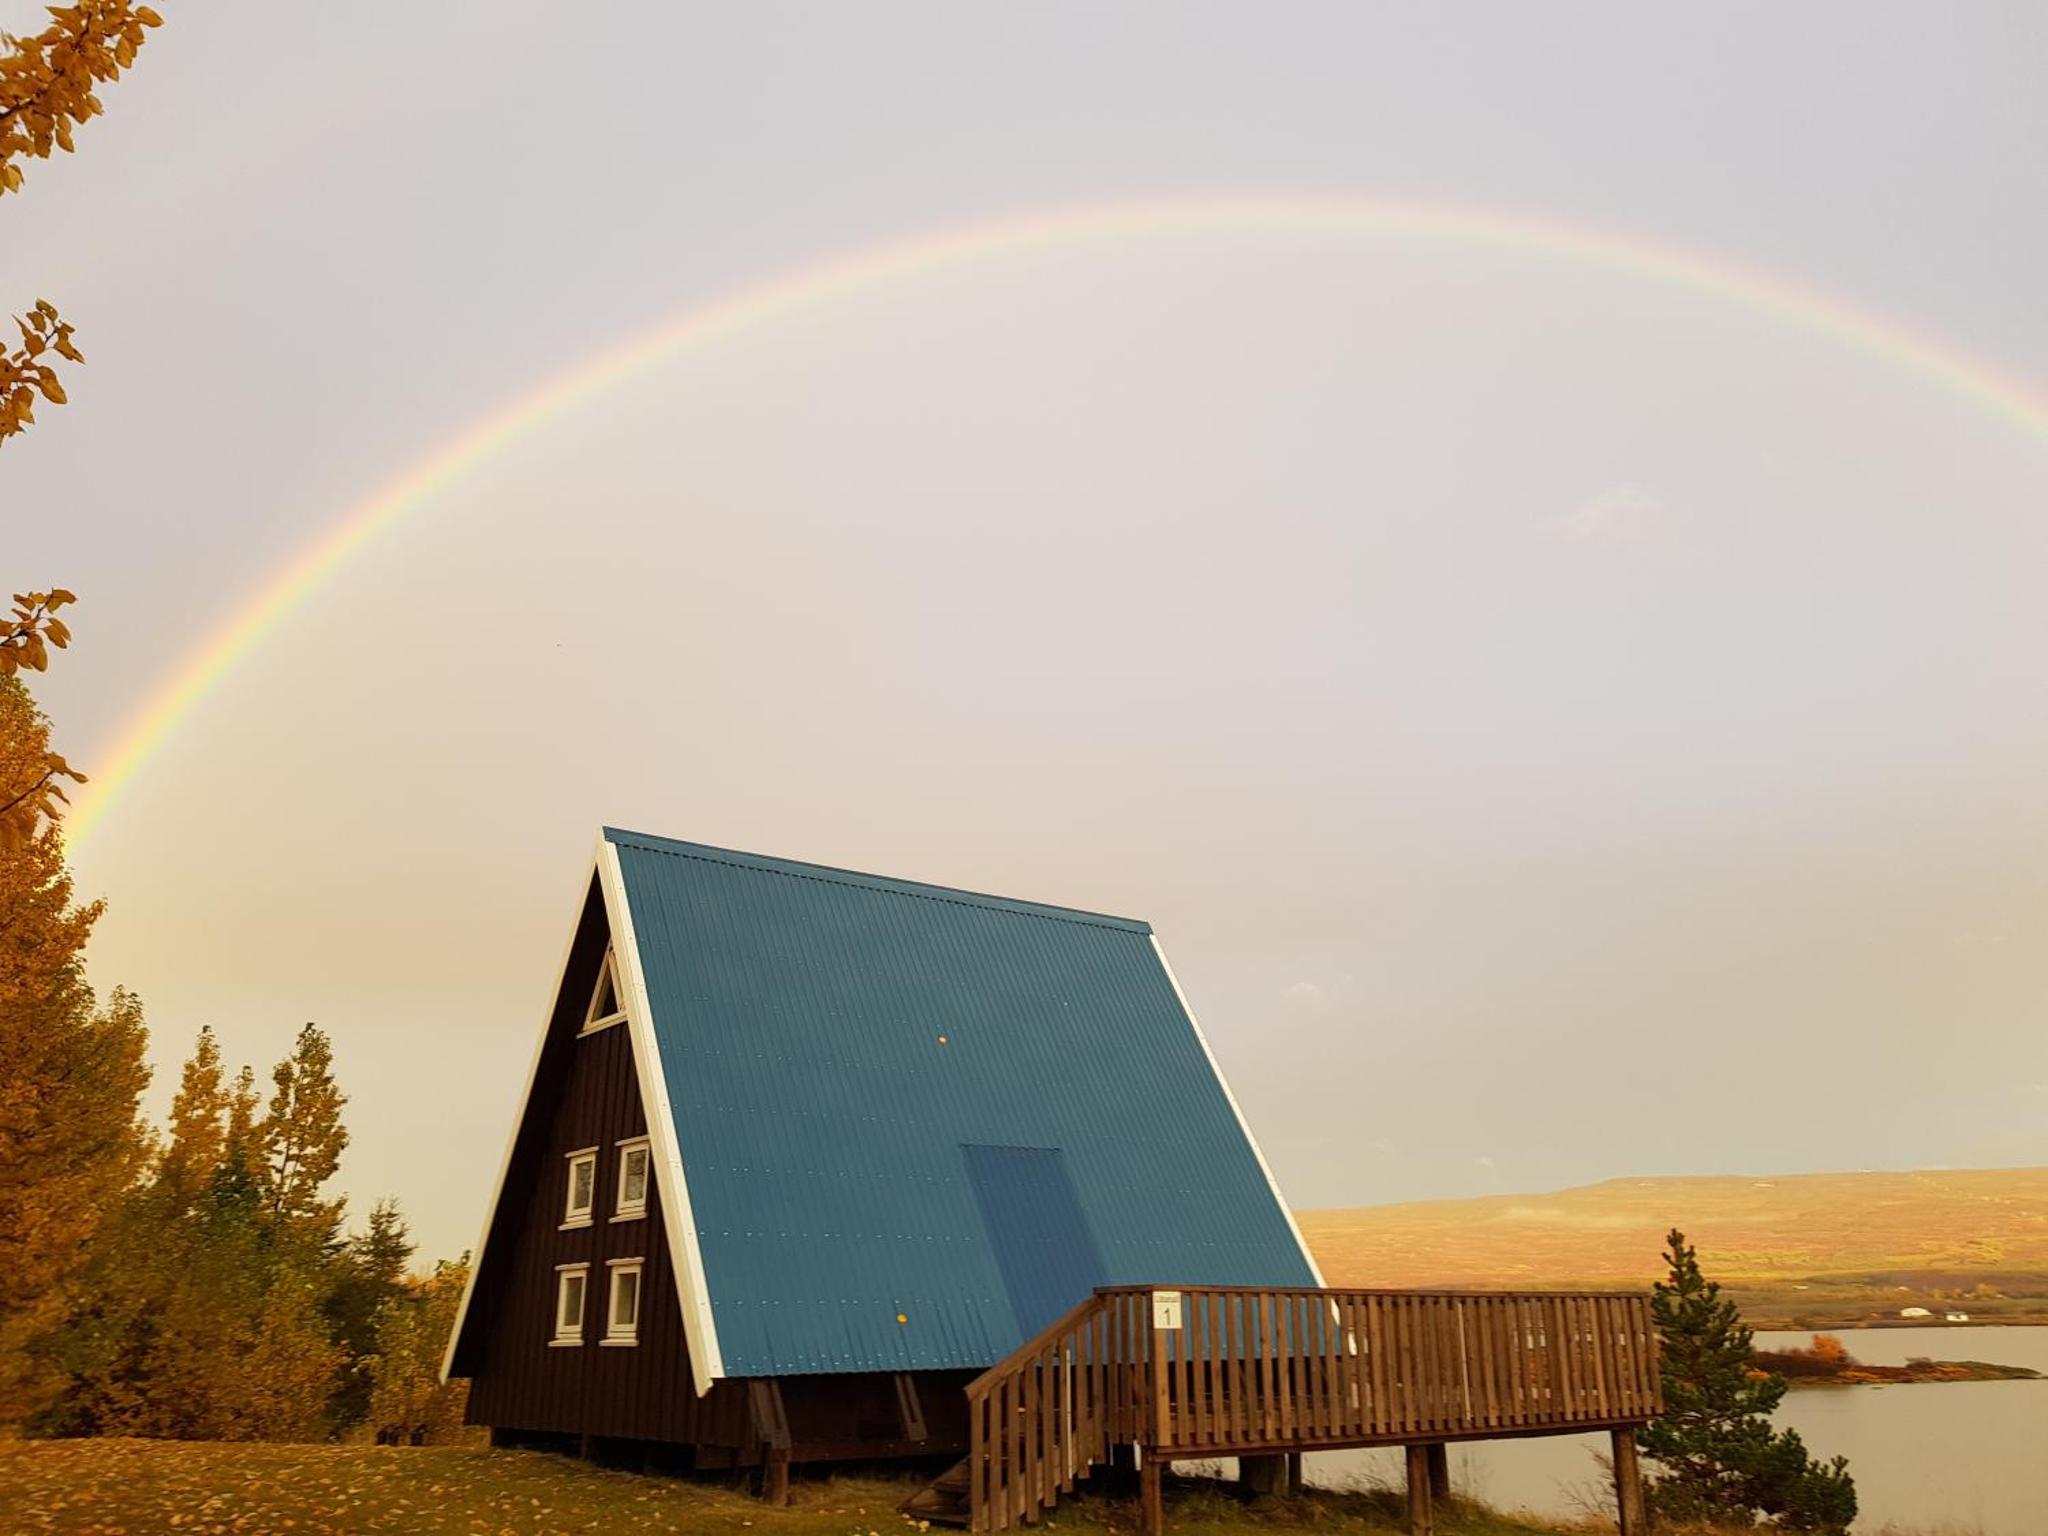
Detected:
[
  {"left": 1099, "top": 1441, "right": 1140, "bottom": 1493},
  {"left": 893, "top": 1372, "right": 930, "bottom": 1443},
  {"left": 760, "top": 1445, "right": 791, "bottom": 1508},
  {"left": 748, "top": 1380, "right": 793, "bottom": 1507},
  {"left": 1611, "top": 1428, "right": 1646, "bottom": 1535},
  {"left": 1404, "top": 1444, "right": 1434, "bottom": 1536},
  {"left": 1140, "top": 1453, "right": 1165, "bottom": 1536},
  {"left": 1240, "top": 1454, "right": 1289, "bottom": 1499},
  {"left": 1425, "top": 1442, "right": 1450, "bottom": 1500}
]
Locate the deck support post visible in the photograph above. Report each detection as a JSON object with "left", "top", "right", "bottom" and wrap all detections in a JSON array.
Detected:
[
  {"left": 761, "top": 1445, "right": 791, "bottom": 1508},
  {"left": 1286, "top": 1453, "right": 1303, "bottom": 1496},
  {"left": 1404, "top": 1444, "right": 1434, "bottom": 1536},
  {"left": 1140, "top": 1453, "right": 1165, "bottom": 1536},
  {"left": 749, "top": 1380, "right": 793, "bottom": 1508},
  {"left": 1611, "top": 1428, "right": 1646, "bottom": 1535},
  {"left": 1240, "top": 1454, "right": 1289, "bottom": 1499},
  {"left": 1425, "top": 1443, "right": 1449, "bottom": 1500},
  {"left": 893, "top": 1372, "right": 929, "bottom": 1442}
]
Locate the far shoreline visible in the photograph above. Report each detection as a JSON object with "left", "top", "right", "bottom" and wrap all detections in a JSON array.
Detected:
[
  {"left": 1748, "top": 1311, "right": 2048, "bottom": 1331},
  {"left": 1755, "top": 1333, "right": 2043, "bottom": 1388}
]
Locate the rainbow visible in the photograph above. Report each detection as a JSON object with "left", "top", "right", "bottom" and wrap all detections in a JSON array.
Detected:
[{"left": 62, "top": 193, "right": 2048, "bottom": 849}]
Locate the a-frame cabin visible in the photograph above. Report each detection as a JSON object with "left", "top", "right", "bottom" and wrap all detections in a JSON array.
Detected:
[{"left": 443, "top": 827, "right": 1322, "bottom": 1478}]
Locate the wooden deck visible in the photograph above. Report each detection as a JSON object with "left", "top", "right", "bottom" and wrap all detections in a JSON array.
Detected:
[{"left": 929, "top": 1284, "right": 1660, "bottom": 1535}]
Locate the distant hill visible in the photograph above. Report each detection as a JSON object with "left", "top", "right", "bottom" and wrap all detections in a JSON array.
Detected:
[{"left": 1299, "top": 1167, "right": 2048, "bottom": 1291}]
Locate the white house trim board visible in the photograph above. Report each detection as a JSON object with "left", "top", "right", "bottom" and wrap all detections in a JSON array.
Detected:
[
  {"left": 440, "top": 861, "right": 598, "bottom": 1384},
  {"left": 598, "top": 835, "right": 725, "bottom": 1394},
  {"left": 1148, "top": 933, "right": 1329, "bottom": 1288}
]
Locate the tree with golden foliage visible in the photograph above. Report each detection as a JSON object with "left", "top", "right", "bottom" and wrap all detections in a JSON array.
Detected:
[
  {"left": 1808, "top": 1333, "right": 1850, "bottom": 1370},
  {"left": 154, "top": 1022, "right": 229, "bottom": 1210},
  {"left": 0, "top": 589, "right": 85, "bottom": 852},
  {"left": 31, "top": 1023, "right": 360, "bottom": 1440},
  {"left": 261, "top": 1021, "right": 351, "bottom": 1245},
  {"left": 2, "top": 1, "right": 162, "bottom": 445},
  {"left": 365, "top": 1256, "right": 472, "bottom": 1446},
  {"left": 0, "top": 678, "right": 151, "bottom": 1424},
  {"left": 0, "top": 589, "right": 75, "bottom": 675}
]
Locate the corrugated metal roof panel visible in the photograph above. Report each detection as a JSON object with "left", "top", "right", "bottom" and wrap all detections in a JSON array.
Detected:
[
  {"left": 607, "top": 827, "right": 1315, "bottom": 1378},
  {"left": 962, "top": 1143, "right": 1108, "bottom": 1341}
]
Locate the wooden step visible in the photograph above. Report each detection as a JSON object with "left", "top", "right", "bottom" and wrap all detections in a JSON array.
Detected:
[{"left": 900, "top": 1458, "right": 973, "bottom": 1527}]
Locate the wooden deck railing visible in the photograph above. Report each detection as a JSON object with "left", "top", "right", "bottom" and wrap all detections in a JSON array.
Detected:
[{"left": 960, "top": 1285, "right": 1660, "bottom": 1532}]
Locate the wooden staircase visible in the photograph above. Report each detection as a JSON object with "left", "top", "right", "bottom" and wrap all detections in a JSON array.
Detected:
[
  {"left": 901, "top": 1290, "right": 1126, "bottom": 1529},
  {"left": 903, "top": 1284, "right": 1661, "bottom": 1534},
  {"left": 899, "top": 1457, "right": 974, "bottom": 1526}
]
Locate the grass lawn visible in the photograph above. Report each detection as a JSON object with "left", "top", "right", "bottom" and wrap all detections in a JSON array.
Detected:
[{"left": 0, "top": 1439, "right": 1582, "bottom": 1536}]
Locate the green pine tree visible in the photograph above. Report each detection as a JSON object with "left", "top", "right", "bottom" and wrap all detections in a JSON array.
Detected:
[
  {"left": 325, "top": 1198, "right": 415, "bottom": 1430},
  {"left": 1639, "top": 1228, "right": 1856, "bottom": 1533}
]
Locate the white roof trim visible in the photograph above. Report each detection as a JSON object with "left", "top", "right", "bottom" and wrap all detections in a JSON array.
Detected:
[
  {"left": 1148, "top": 932, "right": 1329, "bottom": 1288},
  {"left": 599, "top": 835, "right": 725, "bottom": 1393},
  {"left": 441, "top": 859, "right": 594, "bottom": 1384}
]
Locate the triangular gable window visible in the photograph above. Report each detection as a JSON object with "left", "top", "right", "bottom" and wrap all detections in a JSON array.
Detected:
[{"left": 581, "top": 949, "right": 626, "bottom": 1034}]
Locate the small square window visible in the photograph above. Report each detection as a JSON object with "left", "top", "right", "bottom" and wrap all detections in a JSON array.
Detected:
[
  {"left": 605, "top": 1259, "right": 643, "bottom": 1345},
  {"left": 553, "top": 1265, "right": 589, "bottom": 1345},
  {"left": 614, "top": 1138, "right": 650, "bottom": 1220},
  {"left": 563, "top": 1149, "right": 597, "bottom": 1228}
]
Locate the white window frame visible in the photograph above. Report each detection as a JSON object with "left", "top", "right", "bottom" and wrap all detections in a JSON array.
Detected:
[
  {"left": 603, "top": 1257, "right": 644, "bottom": 1346},
  {"left": 552, "top": 1263, "right": 590, "bottom": 1346},
  {"left": 580, "top": 949, "right": 627, "bottom": 1035},
  {"left": 561, "top": 1147, "right": 598, "bottom": 1229},
  {"left": 613, "top": 1136, "right": 651, "bottom": 1222}
]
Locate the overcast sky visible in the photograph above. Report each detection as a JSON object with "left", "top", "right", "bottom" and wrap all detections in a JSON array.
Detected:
[{"left": 8, "top": 4, "right": 2046, "bottom": 1262}]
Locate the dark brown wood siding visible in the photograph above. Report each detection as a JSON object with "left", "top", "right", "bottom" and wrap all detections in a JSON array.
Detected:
[{"left": 457, "top": 878, "right": 752, "bottom": 1447}]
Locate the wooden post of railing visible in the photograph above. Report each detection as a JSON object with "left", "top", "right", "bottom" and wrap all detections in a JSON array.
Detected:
[
  {"left": 1149, "top": 1290, "right": 1170, "bottom": 1450},
  {"left": 968, "top": 1391, "right": 984, "bottom": 1531}
]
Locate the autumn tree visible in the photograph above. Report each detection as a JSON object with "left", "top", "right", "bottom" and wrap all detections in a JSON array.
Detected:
[
  {"left": 1640, "top": 1229, "right": 1857, "bottom": 1533},
  {"left": 0, "top": 678, "right": 150, "bottom": 1424},
  {"left": 1808, "top": 1333, "right": 1849, "bottom": 1370},
  {"left": 365, "top": 1256, "right": 471, "bottom": 1446},
  {"left": 221, "top": 1266, "right": 348, "bottom": 1442},
  {"left": 0, "top": 590, "right": 84, "bottom": 855},
  {"left": 2, "top": 1, "right": 163, "bottom": 446},
  {"left": 224, "top": 1060, "right": 259, "bottom": 1163},
  {"left": 260, "top": 1022, "right": 350, "bottom": 1245},
  {"left": 31, "top": 1024, "right": 356, "bottom": 1439},
  {"left": 153, "top": 1022, "right": 229, "bottom": 1208}
]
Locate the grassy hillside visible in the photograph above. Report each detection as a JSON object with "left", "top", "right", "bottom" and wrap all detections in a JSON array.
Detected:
[
  {"left": 0, "top": 1440, "right": 1572, "bottom": 1536},
  {"left": 0, "top": 1438, "right": 1983, "bottom": 1536},
  {"left": 1300, "top": 1167, "right": 2048, "bottom": 1327}
]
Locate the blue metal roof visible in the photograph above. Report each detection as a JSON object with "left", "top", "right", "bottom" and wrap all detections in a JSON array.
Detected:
[{"left": 606, "top": 828, "right": 1317, "bottom": 1378}]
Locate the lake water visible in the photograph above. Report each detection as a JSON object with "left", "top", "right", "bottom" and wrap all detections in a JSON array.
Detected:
[{"left": 1272, "top": 1327, "right": 2048, "bottom": 1534}]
